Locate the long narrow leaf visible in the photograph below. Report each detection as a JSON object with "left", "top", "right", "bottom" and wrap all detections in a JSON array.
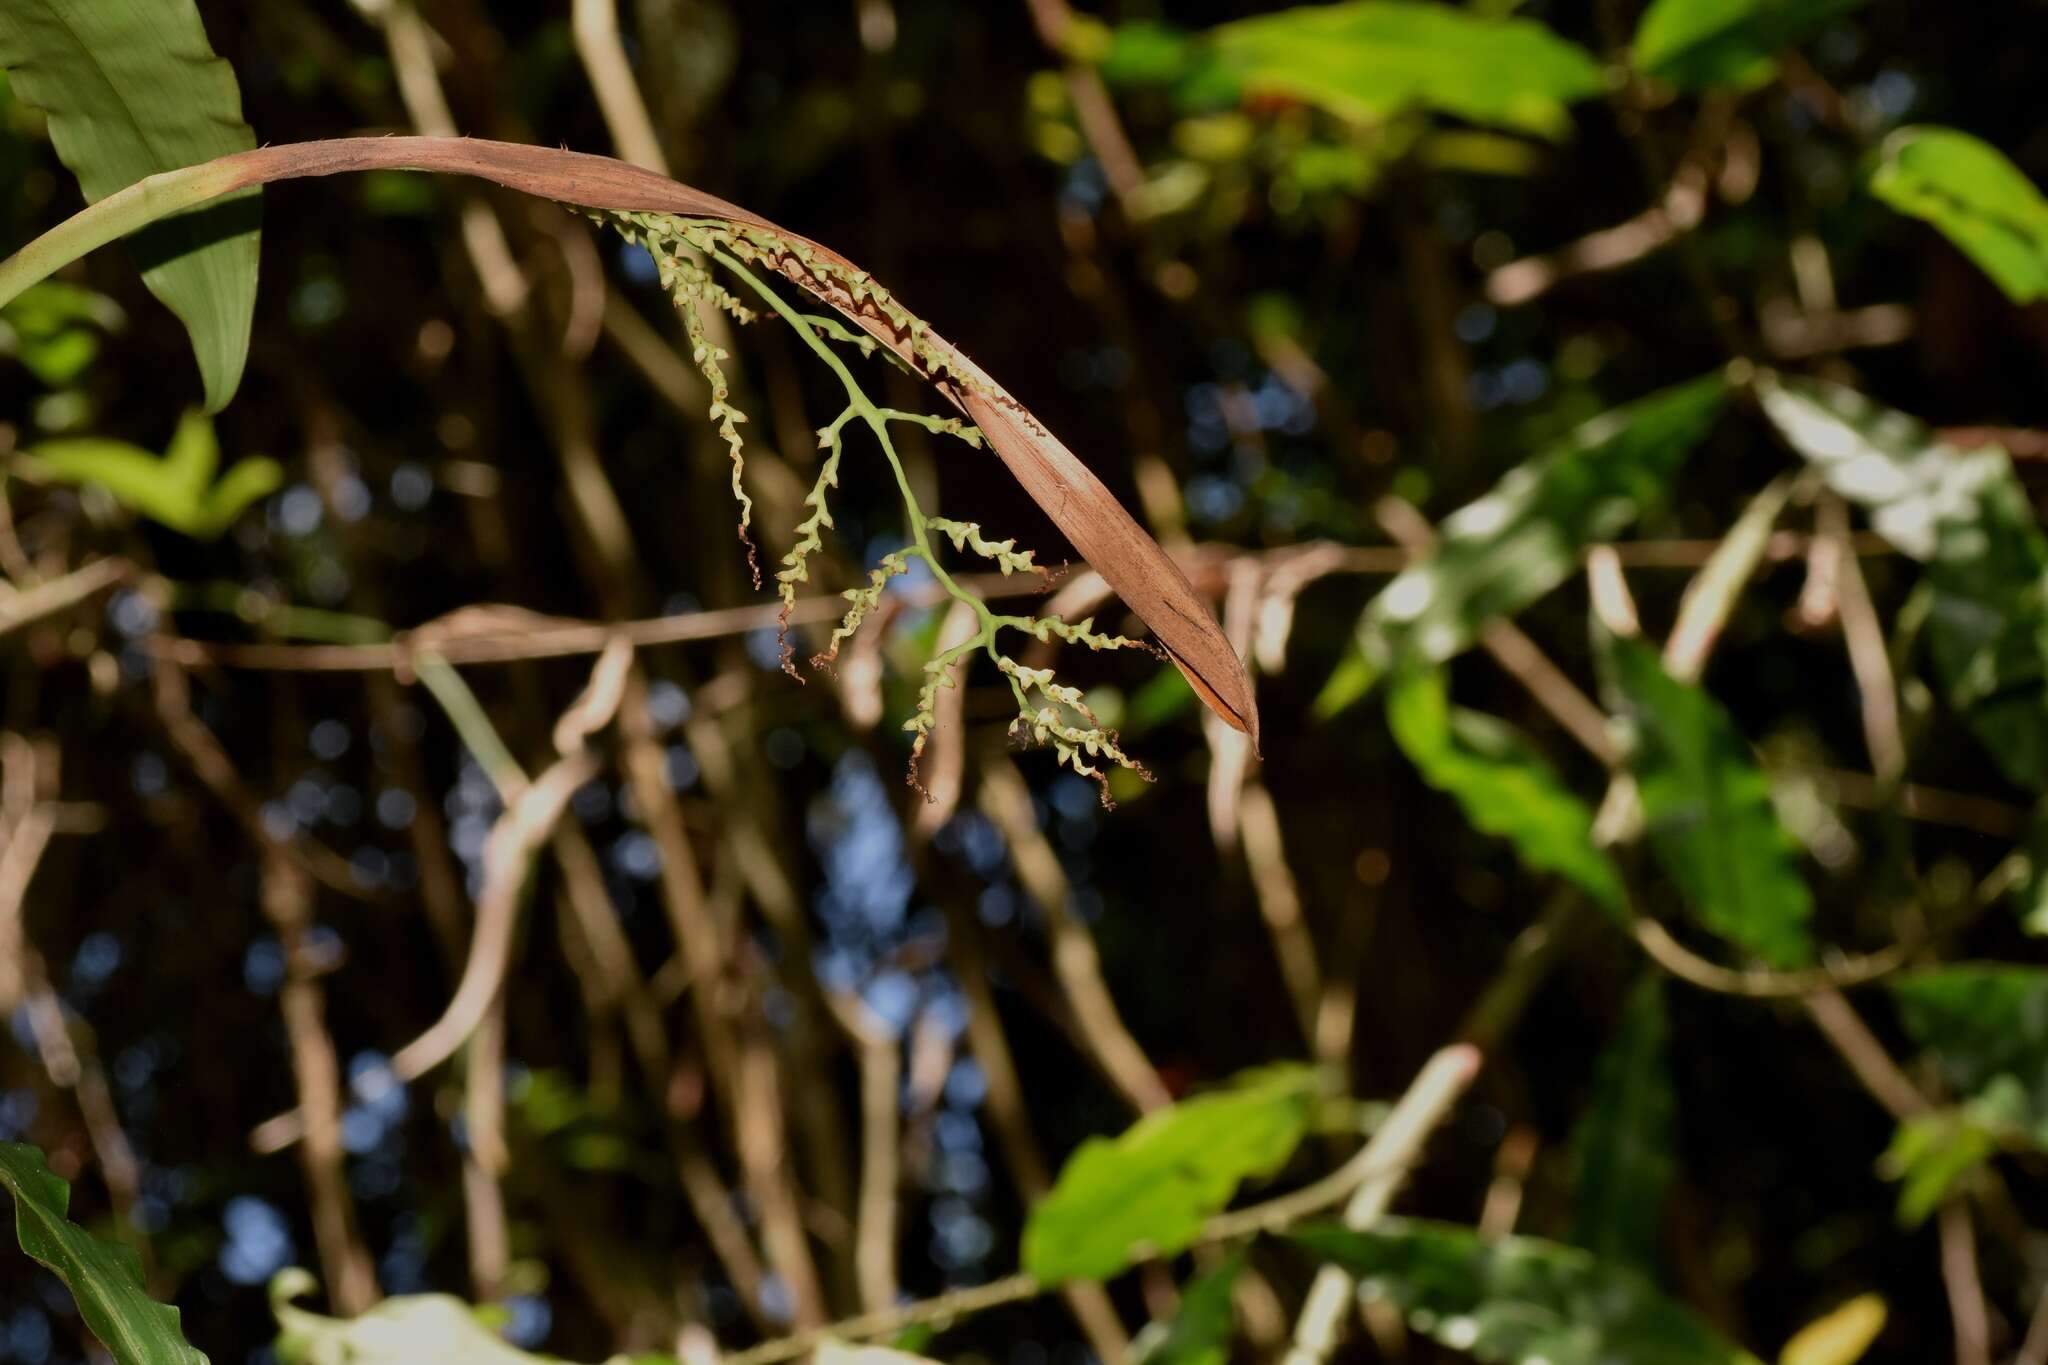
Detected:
[
  {"left": 0, "top": 0, "right": 259, "bottom": 410},
  {"left": 0, "top": 1142, "right": 207, "bottom": 1365},
  {"left": 1570, "top": 976, "right": 1676, "bottom": 1271}
]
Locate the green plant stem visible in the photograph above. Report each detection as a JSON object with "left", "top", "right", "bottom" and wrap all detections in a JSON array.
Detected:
[
  {"left": 708, "top": 248, "right": 1005, "bottom": 655},
  {"left": 0, "top": 160, "right": 246, "bottom": 311}
]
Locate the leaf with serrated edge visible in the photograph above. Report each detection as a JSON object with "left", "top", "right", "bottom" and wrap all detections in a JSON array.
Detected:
[{"left": 0, "top": 1142, "right": 207, "bottom": 1365}]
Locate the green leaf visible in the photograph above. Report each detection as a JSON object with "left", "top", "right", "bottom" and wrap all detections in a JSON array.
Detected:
[
  {"left": 1022, "top": 1065, "right": 1319, "bottom": 1283},
  {"left": 0, "top": 281, "right": 124, "bottom": 386},
  {"left": 1570, "top": 976, "right": 1675, "bottom": 1271},
  {"left": 17, "top": 408, "right": 281, "bottom": 539},
  {"left": 1293, "top": 1220, "right": 1762, "bottom": 1365},
  {"left": 1385, "top": 666, "right": 1625, "bottom": 918},
  {"left": 1877, "top": 1108, "right": 2000, "bottom": 1226},
  {"left": 1759, "top": 378, "right": 2048, "bottom": 789},
  {"left": 1130, "top": 1256, "right": 1242, "bottom": 1365},
  {"left": 0, "top": 0, "right": 260, "bottom": 411},
  {"left": 1634, "top": 0, "right": 1866, "bottom": 92},
  {"left": 1778, "top": 1295, "right": 1886, "bottom": 1365},
  {"left": 1891, "top": 966, "right": 2048, "bottom": 1145},
  {"left": 1870, "top": 125, "right": 2048, "bottom": 304},
  {"left": 1321, "top": 374, "right": 1727, "bottom": 714},
  {"left": 1202, "top": 3, "right": 1605, "bottom": 141},
  {"left": 0, "top": 1142, "right": 208, "bottom": 1365},
  {"left": 1600, "top": 636, "right": 1814, "bottom": 968}
]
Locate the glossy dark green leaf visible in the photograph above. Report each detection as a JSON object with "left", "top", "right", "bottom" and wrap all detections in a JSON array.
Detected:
[
  {"left": 1385, "top": 666, "right": 1625, "bottom": 918},
  {"left": 1760, "top": 378, "right": 2048, "bottom": 789},
  {"left": 0, "top": 1142, "right": 208, "bottom": 1365},
  {"left": 1891, "top": 966, "right": 2048, "bottom": 1144},
  {"left": 1320, "top": 374, "right": 1726, "bottom": 714},
  {"left": 1570, "top": 976, "right": 1674, "bottom": 1271},
  {"left": 1600, "top": 636, "right": 1814, "bottom": 968},
  {"left": 1634, "top": 0, "right": 1866, "bottom": 92},
  {"left": 1293, "top": 1220, "right": 1761, "bottom": 1365},
  {"left": 1130, "top": 1255, "right": 1242, "bottom": 1365},
  {"left": 1022, "top": 1065, "right": 1318, "bottom": 1283},
  {"left": 0, "top": 0, "right": 260, "bottom": 410},
  {"left": 1202, "top": 3, "right": 1605, "bottom": 140},
  {"left": 1870, "top": 125, "right": 2048, "bottom": 304}
]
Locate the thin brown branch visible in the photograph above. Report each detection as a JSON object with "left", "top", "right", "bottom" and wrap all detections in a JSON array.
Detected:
[
  {"left": 979, "top": 759, "right": 1172, "bottom": 1114},
  {"left": 261, "top": 852, "right": 380, "bottom": 1313},
  {"left": 1240, "top": 783, "right": 1322, "bottom": 1046},
  {"left": 1940, "top": 1198, "right": 1993, "bottom": 1365},
  {"left": 947, "top": 913, "right": 1130, "bottom": 1361},
  {"left": 1633, "top": 920, "right": 1910, "bottom": 999},
  {"left": 1802, "top": 988, "right": 1930, "bottom": 1120},
  {"left": 1487, "top": 157, "right": 1711, "bottom": 307},
  {"left": 1823, "top": 495, "right": 1906, "bottom": 783},
  {"left": 0, "top": 557, "right": 131, "bottom": 638},
  {"left": 0, "top": 735, "right": 147, "bottom": 1261},
  {"left": 822, "top": 992, "right": 903, "bottom": 1314}
]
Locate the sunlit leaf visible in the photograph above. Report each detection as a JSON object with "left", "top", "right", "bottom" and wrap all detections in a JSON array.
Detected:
[
  {"left": 1778, "top": 1294, "right": 1886, "bottom": 1365},
  {"left": 1023, "top": 1065, "right": 1319, "bottom": 1283},
  {"left": 1599, "top": 636, "right": 1814, "bottom": 968},
  {"left": 16, "top": 408, "right": 281, "bottom": 539},
  {"left": 0, "top": 0, "right": 260, "bottom": 411},
  {"left": 1870, "top": 125, "right": 2048, "bottom": 304},
  {"left": 1294, "top": 1220, "right": 1762, "bottom": 1365},
  {"left": 1570, "top": 976, "right": 1675, "bottom": 1271},
  {"left": 1320, "top": 373, "right": 1727, "bottom": 714},
  {"left": 1129, "top": 1256, "right": 1242, "bottom": 1365},
  {"left": 0, "top": 1142, "right": 208, "bottom": 1365},
  {"left": 1385, "top": 666, "right": 1625, "bottom": 918},
  {"left": 1634, "top": 0, "right": 1866, "bottom": 92},
  {"left": 1760, "top": 378, "right": 2048, "bottom": 789},
  {"left": 1202, "top": 3, "right": 1605, "bottom": 140}
]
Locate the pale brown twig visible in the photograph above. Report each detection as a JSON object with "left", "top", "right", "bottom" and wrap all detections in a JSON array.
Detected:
[
  {"left": 979, "top": 758, "right": 1172, "bottom": 1114},
  {"left": 1940, "top": 1199, "right": 1993, "bottom": 1365},
  {"left": 1283, "top": 1045, "right": 1486, "bottom": 1365},
  {"left": 262, "top": 852, "right": 380, "bottom": 1313},
  {"left": 0, "top": 557, "right": 130, "bottom": 638}
]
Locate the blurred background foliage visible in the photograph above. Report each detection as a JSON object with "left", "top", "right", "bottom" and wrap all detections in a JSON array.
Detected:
[{"left": 5, "top": 0, "right": 2048, "bottom": 1362}]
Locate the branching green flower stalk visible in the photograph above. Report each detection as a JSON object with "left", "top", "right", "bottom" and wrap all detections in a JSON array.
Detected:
[{"left": 601, "top": 209, "right": 1156, "bottom": 804}]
